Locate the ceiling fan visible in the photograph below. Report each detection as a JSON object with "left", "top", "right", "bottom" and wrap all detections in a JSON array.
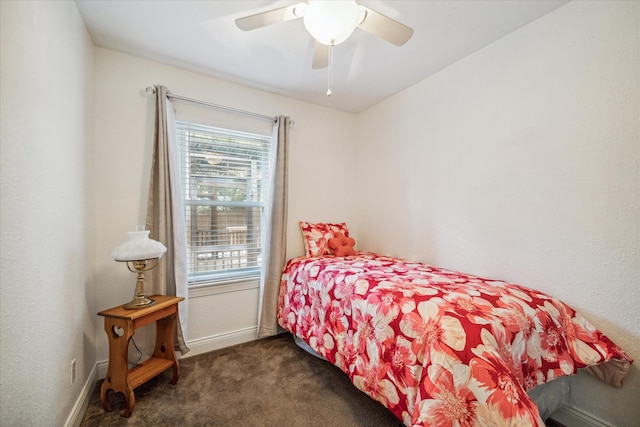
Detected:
[{"left": 235, "top": 1, "right": 414, "bottom": 94}]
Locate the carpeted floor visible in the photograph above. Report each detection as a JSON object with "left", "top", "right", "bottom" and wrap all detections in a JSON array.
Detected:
[
  {"left": 80, "top": 333, "right": 565, "bottom": 426},
  {"left": 80, "top": 333, "right": 403, "bottom": 426}
]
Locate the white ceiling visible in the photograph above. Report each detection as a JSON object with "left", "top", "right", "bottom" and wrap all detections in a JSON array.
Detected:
[{"left": 75, "top": 0, "right": 568, "bottom": 113}]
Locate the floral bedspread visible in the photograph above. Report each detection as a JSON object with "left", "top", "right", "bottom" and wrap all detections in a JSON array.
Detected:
[{"left": 277, "top": 252, "right": 632, "bottom": 426}]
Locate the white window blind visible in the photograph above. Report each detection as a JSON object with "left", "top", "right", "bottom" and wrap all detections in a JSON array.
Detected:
[{"left": 176, "top": 121, "right": 272, "bottom": 284}]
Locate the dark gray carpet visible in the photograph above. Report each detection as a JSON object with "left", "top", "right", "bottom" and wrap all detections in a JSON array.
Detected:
[{"left": 80, "top": 333, "right": 403, "bottom": 426}]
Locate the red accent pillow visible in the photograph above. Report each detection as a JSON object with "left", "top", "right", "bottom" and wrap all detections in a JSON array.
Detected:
[{"left": 327, "top": 232, "right": 356, "bottom": 257}]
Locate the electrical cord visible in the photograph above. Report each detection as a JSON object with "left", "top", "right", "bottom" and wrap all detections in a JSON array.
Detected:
[{"left": 128, "top": 337, "right": 144, "bottom": 367}]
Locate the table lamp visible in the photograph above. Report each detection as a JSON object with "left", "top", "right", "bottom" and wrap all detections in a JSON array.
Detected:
[{"left": 112, "top": 226, "right": 167, "bottom": 309}]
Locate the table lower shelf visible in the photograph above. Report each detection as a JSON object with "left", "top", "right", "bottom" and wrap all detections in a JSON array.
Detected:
[{"left": 129, "top": 357, "right": 175, "bottom": 389}]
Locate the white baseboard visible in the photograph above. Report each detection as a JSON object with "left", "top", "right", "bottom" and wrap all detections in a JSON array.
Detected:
[
  {"left": 96, "top": 326, "right": 258, "bottom": 379},
  {"left": 549, "top": 406, "right": 611, "bottom": 427},
  {"left": 182, "top": 326, "right": 258, "bottom": 358},
  {"left": 96, "top": 360, "right": 109, "bottom": 380},
  {"left": 64, "top": 363, "right": 98, "bottom": 427}
]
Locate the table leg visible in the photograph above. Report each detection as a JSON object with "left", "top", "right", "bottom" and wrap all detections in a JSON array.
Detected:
[
  {"left": 101, "top": 317, "right": 136, "bottom": 417},
  {"left": 153, "top": 312, "right": 180, "bottom": 384}
]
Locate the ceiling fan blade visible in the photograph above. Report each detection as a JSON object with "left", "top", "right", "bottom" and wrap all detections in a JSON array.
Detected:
[
  {"left": 235, "top": 4, "right": 301, "bottom": 31},
  {"left": 312, "top": 41, "right": 328, "bottom": 69},
  {"left": 357, "top": 6, "right": 414, "bottom": 46}
]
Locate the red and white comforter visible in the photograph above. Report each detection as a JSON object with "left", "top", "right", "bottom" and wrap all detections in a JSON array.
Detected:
[{"left": 277, "top": 252, "right": 632, "bottom": 426}]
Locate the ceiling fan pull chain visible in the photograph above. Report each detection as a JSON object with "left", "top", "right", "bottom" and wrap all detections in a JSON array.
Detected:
[{"left": 327, "top": 43, "right": 334, "bottom": 96}]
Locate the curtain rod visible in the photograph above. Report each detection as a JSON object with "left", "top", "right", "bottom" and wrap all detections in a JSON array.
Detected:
[{"left": 145, "top": 86, "right": 277, "bottom": 123}]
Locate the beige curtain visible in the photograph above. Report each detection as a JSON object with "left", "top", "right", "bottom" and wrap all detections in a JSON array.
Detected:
[
  {"left": 146, "top": 85, "right": 190, "bottom": 354},
  {"left": 257, "top": 116, "right": 291, "bottom": 338}
]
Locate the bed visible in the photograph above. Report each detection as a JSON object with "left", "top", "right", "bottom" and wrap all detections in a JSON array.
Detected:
[{"left": 277, "top": 250, "right": 632, "bottom": 426}]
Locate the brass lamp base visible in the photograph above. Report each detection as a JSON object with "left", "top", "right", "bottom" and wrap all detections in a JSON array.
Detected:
[
  {"left": 123, "top": 259, "right": 158, "bottom": 310},
  {"left": 124, "top": 294, "right": 156, "bottom": 309}
]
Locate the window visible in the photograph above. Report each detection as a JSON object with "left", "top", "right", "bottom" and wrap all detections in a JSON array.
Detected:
[{"left": 177, "top": 121, "right": 272, "bottom": 285}]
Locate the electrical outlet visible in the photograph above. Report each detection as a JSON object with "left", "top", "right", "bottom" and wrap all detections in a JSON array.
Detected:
[{"left": 71, "top": 359, "right": 76, "bottom": 385}]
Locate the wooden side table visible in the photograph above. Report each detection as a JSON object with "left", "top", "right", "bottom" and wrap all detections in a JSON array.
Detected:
[{"left": 98, "top": 295, "right": 184, "bottom": 417}]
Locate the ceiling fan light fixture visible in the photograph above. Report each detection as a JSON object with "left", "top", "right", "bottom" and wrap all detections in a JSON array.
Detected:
[{"left": 303, "top": 0, "right": 362, "bottom": 46}]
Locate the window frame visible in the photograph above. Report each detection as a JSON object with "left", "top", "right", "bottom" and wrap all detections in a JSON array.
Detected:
[{"left": 176, "top": 120, "right": 272, "bottom": 287}]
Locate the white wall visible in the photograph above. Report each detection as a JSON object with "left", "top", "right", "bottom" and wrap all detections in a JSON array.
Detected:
[
  {"left": 356, "top": 1, "right": 639, "bottom": 425},
  {"left": 0, "top": 1, "right": 96, "bottom": 426},
  {"left": 93, "top": 48, "right": 357, "bottom": 361}
]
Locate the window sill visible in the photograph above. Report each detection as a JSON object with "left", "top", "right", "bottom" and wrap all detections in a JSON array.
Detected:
[{"left": 188, "top": 276, "right": 260, "bottom": 299}]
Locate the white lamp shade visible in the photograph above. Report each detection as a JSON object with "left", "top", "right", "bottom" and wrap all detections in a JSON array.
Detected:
[
  {"left": 112, "top": 230, "right": 167, "bottom": 262},
  {"left": 303, "top": 0, "right": 362, "bottom": 46}
]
